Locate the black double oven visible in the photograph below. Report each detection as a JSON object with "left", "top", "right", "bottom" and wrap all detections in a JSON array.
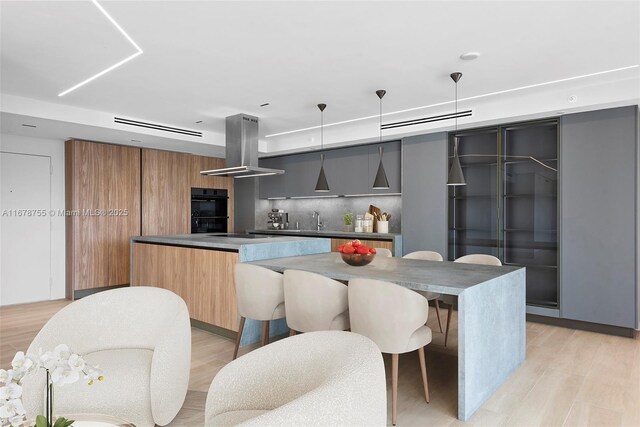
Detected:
[{"left": 191, "top": 188, "right": 228, "bottom": 233}]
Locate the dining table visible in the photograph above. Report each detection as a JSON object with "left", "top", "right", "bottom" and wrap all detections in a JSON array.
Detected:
[{"left": 249, "top": 252, "right": 526, "bottom": 421}]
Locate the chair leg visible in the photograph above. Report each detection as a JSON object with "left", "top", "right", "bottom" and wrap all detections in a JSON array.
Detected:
[
  {"left": 434, "top": 299, "right": 443, "bottom": 333},
  {"left": 261, "top": 320, "right": 270, "bottom": 347},
  {"left": 233, "top": 316, "right": 245, "bottom": 360},
  {"left": 392, "top": 353, "right": 399, "bottom": 426},
  {"left": 417, "top": 347, "right": 430, "bottom": 403},
  {"left": 444, "top": 305, "right": 453, "bottom": 347},
  {"left": 289, "top": 329, "right": 297, "bottom": 337}
]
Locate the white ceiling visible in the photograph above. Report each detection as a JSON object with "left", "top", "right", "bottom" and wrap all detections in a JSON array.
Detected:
[{"left": 1, "top": 0, "right": 639, "bottom": 153}]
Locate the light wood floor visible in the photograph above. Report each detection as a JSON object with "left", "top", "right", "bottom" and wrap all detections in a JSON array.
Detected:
[{"left": 1, "top": 300, "right": 639, "bottom": 427}]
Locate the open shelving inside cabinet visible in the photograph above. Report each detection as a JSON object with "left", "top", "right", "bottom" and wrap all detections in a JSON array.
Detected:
[{"left": 448, "top": 120, "right": 559, "bottom": 309}]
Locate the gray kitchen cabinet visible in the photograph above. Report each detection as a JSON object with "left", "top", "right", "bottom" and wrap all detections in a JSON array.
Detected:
[
  {"left": 561, "top": 106, "right": 638, "bottom": 328},
  {"left": 323, "top": 145, "right": 370, "bottom": 196},
  {"left": 258, "top": 142, "right": 399, "bottom": 198},
  {"left": 368, "top": 141, "right": 402, "bottom": 194},
  {"left": 401, "top": 132, "right": 448, "bottom": 256}
]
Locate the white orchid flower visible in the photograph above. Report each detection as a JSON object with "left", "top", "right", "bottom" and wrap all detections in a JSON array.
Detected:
[
  {"left": 0, "top": 383, "right": 22, "bottom": 400},
  {"left": 53, "top": 344, "right": 72, "bottom": 361},
  {"left": 10, "top": 353, "right": 31, "bottom": 372},
  {"left": 0, "top": 397, "right": 25, "bottom": 418},
  {"left": 39, "top": 350, "right": 58, "bottom": 370},
  {"left": 0, "top": 369, "right": 11, "bottom": 384},
  {"left": 67, "top": 354, "right": 85, "bottom": 372},
  {"left": 9, "top": 413, "right": 26, "bottom": 427},
  {"left": 50, "top": 366, "right": 79, "bottom": 386}
]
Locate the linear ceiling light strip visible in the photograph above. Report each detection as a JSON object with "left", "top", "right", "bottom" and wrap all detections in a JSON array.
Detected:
[
  {"left": 58, "top": 0, "right": 143, "bottom": 97},
  {"left": 264, "top": 64, "right": 639, "bottom": 138}
]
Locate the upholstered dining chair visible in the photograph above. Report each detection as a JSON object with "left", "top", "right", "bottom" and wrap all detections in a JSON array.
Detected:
[
  {"left": 22, "top": 287, "right": 191, "bottom": 427},
  {"left": 283, "top": 269, "right": 349, "bottom": 335},
  {"left": 374, "top": 247, "right": 393, "bottom": 257},
  {"left": 205, "top": 331, "right": 387, "bottom": 426},
  {"left": 234, "top": 263, "right": 286, "bottom": 359},
  {"left": 348, "top": 278, "right": 432, "bottom": 425},
  {"left": 402, "top": 251, "right": 445, "bottom": 333},
  {"left": 445, "top": 254, "right": 503, "bottom": 346}
]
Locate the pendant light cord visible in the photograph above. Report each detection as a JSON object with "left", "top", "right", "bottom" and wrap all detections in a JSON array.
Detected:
[
  {"left": 321, "top": 109, "right": 324, "bottom": 150},
  {"left": 454, "top": 80, "right": 458, "bottom": 155}
]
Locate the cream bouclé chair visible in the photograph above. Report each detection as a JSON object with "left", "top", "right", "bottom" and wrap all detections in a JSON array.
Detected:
[
  {"left": 234, "top": 263, "right": 285, "bottom": 359},
  {"left": 205, "top": 331, "right": 387, "bottom": 426},
  {"left": 22, "top": 287, "right": 191, "bottom": 427},
  {"left": 374, "top": 247, "right": 393, "bottom": 258},
  {"left": 348, "top": 278, "right": 432, "bottom": 426},
  {"left": 283, "top": 270, "right": 349, "bottom": 334},
  {"left": 445, "top": 254, "right": 503, "bottom": 346},
  {"left": 402, "top": 251, "right": 445, "bottom": 333}
]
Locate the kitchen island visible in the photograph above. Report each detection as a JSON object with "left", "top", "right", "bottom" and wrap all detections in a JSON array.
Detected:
[
  {"left": 250, "top": 252, "right": 526, "bottom": 421},
  {"left": 130, "top": 233, "right": 330, "bottom": 344}
]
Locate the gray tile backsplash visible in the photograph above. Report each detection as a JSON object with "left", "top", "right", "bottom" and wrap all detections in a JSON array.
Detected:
[{"left": 255, "top": 195, "right": 401, "bottom": 233}]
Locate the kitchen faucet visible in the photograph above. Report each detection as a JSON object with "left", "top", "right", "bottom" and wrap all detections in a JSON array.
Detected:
[{"left": 312, "top": 211, "right": 323, "bottom": 231}]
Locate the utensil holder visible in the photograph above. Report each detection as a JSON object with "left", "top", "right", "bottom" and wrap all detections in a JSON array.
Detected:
[{"left": 376, "top": 221, "right": 389, "bottom": 234}]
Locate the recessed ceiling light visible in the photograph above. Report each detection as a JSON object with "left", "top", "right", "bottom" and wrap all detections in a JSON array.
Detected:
[
  {"left": 131, "top": 139, "right": 141, "bottom": 142},
  {"left": 195, "top": 120, "right": 203, "bottom": 124},
  {"left": 556, "top": 111, "right": 565, "bottom": 115},
  {"left": 260, "top": 103, "right": 270, "bottom": 107},
  {"left": 568, "top": 95, "right": 578, "bottom": 103},
  {"left": 21, "top": 124, "right": 37, "bottom": 128},
  {"left": 58, "top": 0, "right": 143, "bottom": 97},
  {"left": 460, "top": 52, "right": 480, "bottom": 60}
]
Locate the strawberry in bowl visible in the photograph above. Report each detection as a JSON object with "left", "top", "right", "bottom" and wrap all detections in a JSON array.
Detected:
[{"left": 338, "top": 240, "right": 376, "bottom": 266}]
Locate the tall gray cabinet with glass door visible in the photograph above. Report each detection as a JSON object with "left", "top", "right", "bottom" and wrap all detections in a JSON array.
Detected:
[{"left": 448, "top": 120, "right": 559, "bottom": 308}]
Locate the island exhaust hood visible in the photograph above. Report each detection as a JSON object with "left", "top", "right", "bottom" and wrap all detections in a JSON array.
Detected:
[{"left": 200, "top": 114, "right": 284, "bottom": 178}]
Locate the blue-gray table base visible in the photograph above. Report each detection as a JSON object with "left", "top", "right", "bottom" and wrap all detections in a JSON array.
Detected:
[{"left": 458, "top": 268, "right": 526, "bottom": 420}]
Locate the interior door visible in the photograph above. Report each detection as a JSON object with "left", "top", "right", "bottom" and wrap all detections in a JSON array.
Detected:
[{"left": 1, "top": 152, "right": 52, "bottom": 305}]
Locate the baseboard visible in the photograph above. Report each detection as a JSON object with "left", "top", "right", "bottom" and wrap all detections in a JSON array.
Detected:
[
  {"left": 190, "top": 318, "right": 237, "bottom": 340},
  {"left": 73, "top": 284, "right": 129, "bottom": 300},
  {"left": 526, "top": 314, "right": 636, "bottom": 338}
]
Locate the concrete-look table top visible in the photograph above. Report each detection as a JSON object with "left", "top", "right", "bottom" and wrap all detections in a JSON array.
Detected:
[
  {"left": 249, "top": 252, "right": 521, "bottom": 295},
  {"left": 250, "top": 252, "right": 526, "bottom": 422}
]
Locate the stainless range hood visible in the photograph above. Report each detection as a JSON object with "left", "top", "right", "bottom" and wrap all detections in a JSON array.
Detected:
[{"left": 200, "top": 114, "right": 284, "bottom": 178}]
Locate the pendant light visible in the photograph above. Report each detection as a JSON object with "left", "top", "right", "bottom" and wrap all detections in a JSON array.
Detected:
[
  {"left": 447, "top": 72, "right": 467, "bottom": 186},
  {"left": 314, "top": 103, "right": 330, "bottom": 192},
  {"left": 372, "top": 89, "right": 390, "bottom": 189}
]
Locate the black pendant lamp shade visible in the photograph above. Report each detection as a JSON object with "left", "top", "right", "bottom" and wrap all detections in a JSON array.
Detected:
[
  {"left": 315, "top": 103, "right": 330, "bottom": 192},
  {"left": 373, "top": 89, "right": 390, "bottom": 189},
  {"left": 447, "top": 72, "right": 467, "bottom": 186},
  {"left": 448, "top": 136, "right": 466, "bottom": 186}
]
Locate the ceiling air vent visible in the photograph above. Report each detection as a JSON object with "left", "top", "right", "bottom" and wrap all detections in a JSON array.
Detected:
[
  {"left": 114, "top": 117, "right": 203, "bottom": 137},
  {"left": 381, "top": 110, "right": 472, "bottom": 130}
]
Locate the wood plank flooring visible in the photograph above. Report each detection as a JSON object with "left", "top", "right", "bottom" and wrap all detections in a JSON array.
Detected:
[{"left": 1, "top": 300, "right": 638, "bottom": 427}]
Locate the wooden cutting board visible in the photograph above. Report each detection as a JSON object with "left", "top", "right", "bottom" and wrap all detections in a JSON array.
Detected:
[{"left": 368, "top": 204, "right": 381, "bottom": 231}]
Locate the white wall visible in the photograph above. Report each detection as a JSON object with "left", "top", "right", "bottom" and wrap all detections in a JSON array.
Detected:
[{"left": 0, "top": 133, "right": 66, "bottom": 300}]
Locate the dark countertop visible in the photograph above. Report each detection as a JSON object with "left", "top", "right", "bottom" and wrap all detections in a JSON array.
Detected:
[
  {"left": 248, "top": 228, "right": 401, "bottom": 241},
  {"left": 131, "top": 233, "right": 331, "bottom": 261}
]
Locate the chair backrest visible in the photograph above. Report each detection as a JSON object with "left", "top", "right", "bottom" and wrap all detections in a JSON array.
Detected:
[
  {"left": 27, "top": 287, "right": 188, "bottom": 355},
  {"left": 283, "top": 270, "right": 348, "bottom": 332},
  {"left": 348, "top": 278, "right": 429, "bottom": 354},
  {"left": 454, "top": 254, "right": 502, "bottom": 266},
  {"left": 373, "top": 247, "right": 393, "bottom": 258},
  {"left": 205, "top": 331, "right": 386, "bottom": 426},
  {"left": 402, "top": 251, "right": 443, "bottom": 261},
  {"left": 235, "top": 263, "right": 285, "bottom": 320}
]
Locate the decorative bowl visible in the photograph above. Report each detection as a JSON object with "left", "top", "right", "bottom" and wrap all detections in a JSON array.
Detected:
[{"left": 340, "top": 252, "right": 376, "bottom": 267}]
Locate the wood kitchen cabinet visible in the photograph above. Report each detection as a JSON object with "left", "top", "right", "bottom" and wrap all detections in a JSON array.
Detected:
[
  {"left": 65, "top": 139, "right": 140, "bottom": 298},
  {"left": 141, "top": 149, "right": 234, "bottom": 235}
]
